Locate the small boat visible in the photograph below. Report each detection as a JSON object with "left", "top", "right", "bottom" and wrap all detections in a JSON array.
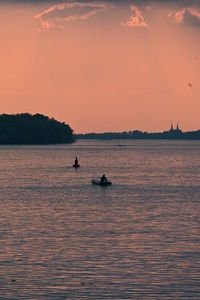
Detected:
[
  {"left": 73, "top": 156, "right": 80, "bottom": 168},
  {"left": 91, "top": 179, "right": 112, "bottom": 186}
]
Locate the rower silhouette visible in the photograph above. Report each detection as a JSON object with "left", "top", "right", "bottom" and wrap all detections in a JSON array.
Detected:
[{"left": 100, "top": 174, "right": 108, "bottom": 183}]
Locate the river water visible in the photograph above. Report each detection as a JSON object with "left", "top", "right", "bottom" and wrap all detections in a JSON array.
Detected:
[{"left": 0, "top": 140, "right": 199, "bottom": 299}]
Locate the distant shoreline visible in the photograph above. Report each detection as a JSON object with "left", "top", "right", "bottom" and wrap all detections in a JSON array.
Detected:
[{"left": 76, "top": 128, "right": 200, "bottom": 140}]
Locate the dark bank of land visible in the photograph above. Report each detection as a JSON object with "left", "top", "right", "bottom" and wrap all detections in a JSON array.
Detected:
[
  {"left": 76, "top": 125, "right": 200, "bottom": 140},
  {"left": 0, "top": 113, "right": 74, "bottom": 144}
]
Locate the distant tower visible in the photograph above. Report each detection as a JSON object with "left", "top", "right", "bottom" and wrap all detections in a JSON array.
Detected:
[
  {"left": 170, "top": 123, "right": 174, "bottom": 131},
  {"left": 176, "top": 123, "right": 182, "bottom": 133}
]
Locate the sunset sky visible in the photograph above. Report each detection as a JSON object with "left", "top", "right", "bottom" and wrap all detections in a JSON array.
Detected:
[{"left": 0, "top": 0, "right": 200, "bottom": 133}]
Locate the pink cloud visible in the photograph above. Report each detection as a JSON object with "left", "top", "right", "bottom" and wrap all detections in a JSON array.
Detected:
[
  {"left": 121, "top": 5, "right": 148, "bottom": 28},
  {"left": 35, "top": 2, "right": 114, "bottom": 31},
  {"left": 168, "top": 7, "right": 200, "bottom": 27}
]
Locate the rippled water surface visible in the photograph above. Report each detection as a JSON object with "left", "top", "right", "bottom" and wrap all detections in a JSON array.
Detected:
[{"left": 0, "top": 140, "right": 199, "bottom": 299}]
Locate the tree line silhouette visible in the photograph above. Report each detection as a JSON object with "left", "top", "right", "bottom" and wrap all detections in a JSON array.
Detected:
[
  {"left": 0, "top": 113, "right": 74, "bottom": 144},
  {"left": 76, "top": 129, "right": 200, "bottom": 140}
]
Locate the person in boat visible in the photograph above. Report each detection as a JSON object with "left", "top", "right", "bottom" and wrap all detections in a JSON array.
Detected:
[{"left": 100, "top": 174, "right": 108, "bottom": 183}]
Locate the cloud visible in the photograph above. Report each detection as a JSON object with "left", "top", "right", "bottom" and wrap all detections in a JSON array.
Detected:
[
  {"left": 2, "top": 0, "right": 200, "bottom": 5},
  {"left": 2, "top": 0, "right": 200, "bottom": 3},
  {"left": 146, "top": 5, "right": 152, "bottom": 11},
  {"left": 168, "top": 7, "right": 200, "bottom": 27},
  {"left": 35, "top": 2, "right": 114, "bottom": 30},
  {"left": 121, "top": 5, "right": 148, "bottom": 28}
]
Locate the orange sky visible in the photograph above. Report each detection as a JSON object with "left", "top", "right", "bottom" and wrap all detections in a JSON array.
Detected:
[{"left": 0, "top": 1, "right": 200, "bottom": 133}]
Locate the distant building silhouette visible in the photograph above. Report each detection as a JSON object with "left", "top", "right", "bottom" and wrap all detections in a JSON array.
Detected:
[
  {"left": 176, "top": 123, "right": 182, "bottom": 132},
  {"left": 169, "top": 123, "right": 182, "bottom": 133},
  {"left": 76, "top": 123, "right": 200, "bottom": 140}
]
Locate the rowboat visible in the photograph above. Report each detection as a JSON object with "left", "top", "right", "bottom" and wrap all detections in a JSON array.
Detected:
[{"left": 91, "top": 179, "right": 112, "bottom": 186}]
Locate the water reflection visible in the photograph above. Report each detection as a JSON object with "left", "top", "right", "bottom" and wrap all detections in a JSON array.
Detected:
[{"left": 0, "top": 140, "right": 199, "bottom": 299}]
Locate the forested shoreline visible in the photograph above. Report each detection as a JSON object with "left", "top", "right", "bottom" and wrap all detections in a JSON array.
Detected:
[{"left": 0, "top": 113, "right": 74, "bottom": 144}]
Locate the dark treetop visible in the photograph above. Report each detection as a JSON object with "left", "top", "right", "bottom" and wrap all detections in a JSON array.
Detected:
[{"left": 0, "top": 113, "right": 74, "bottom": 144}]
